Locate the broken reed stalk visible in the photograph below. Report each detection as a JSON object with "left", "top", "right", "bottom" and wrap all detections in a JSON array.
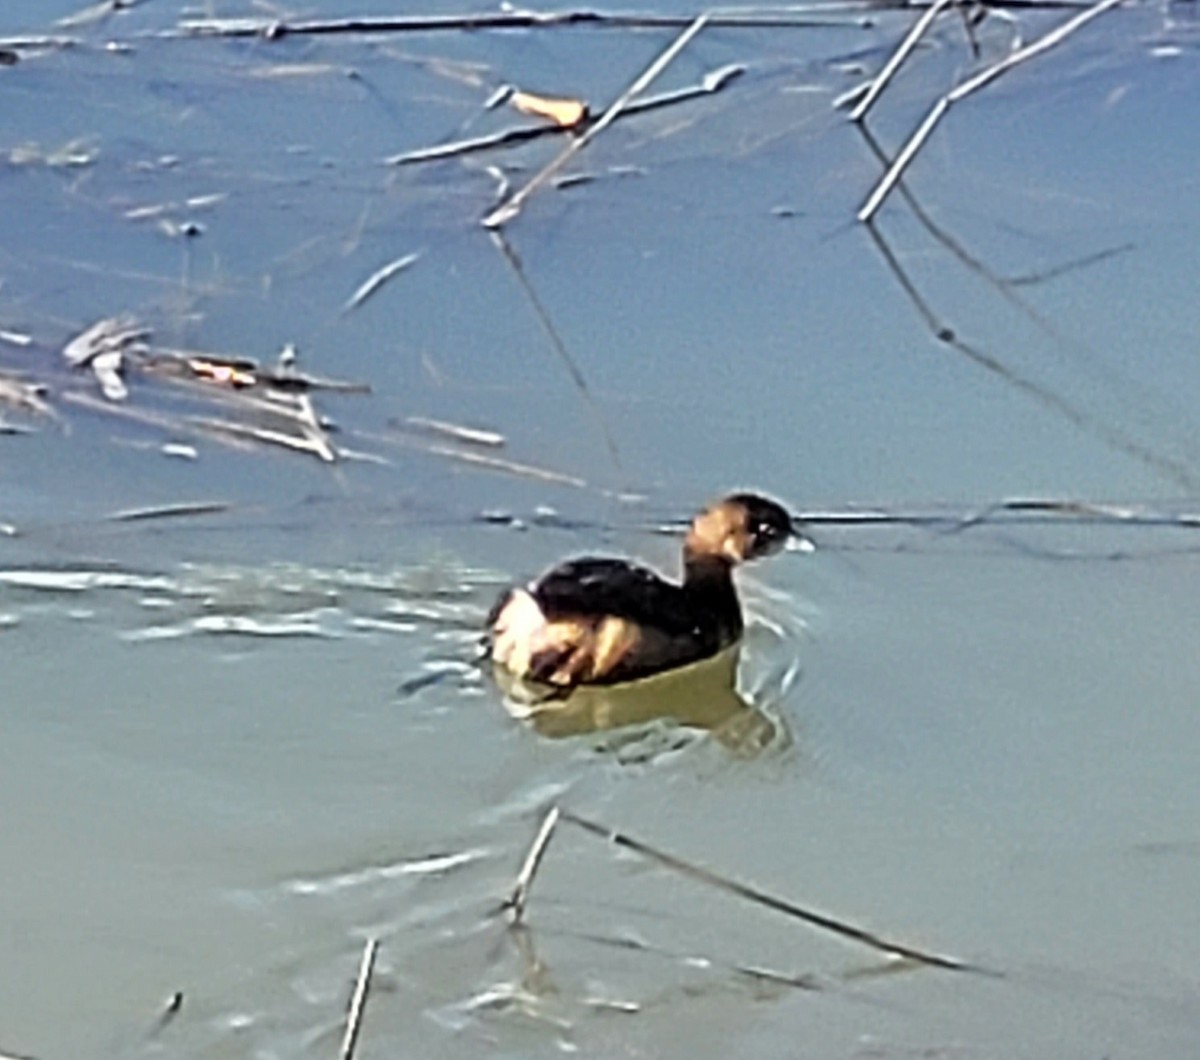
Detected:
[
  {"left": 338, "top": 937, "right": 379, "bottom": 1060},
  {"left": 507, "top": 805, "right": 562, "bottom": 923},
  {"left": 857, "top": 0, "right": 1126, "bottom": 222},
  {"left": 848, "top": 0, "right": 953, "bottom": 121},
  {"left": 168, "top": 9, "right": 850, "bottom": 40},
  {"left": 483, "top": 12, "right": 709, "bottom": 228},
  {"left": 560, "top": 810, "right": 982, "bottom": 973}
]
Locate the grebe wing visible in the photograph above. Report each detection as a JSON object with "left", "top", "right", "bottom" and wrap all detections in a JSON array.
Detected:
[{"left": 530, "top": 558, "right": 697, "bottom": 635}]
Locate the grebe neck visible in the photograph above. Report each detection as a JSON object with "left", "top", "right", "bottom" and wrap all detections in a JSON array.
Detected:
[{"left": 681, "top": 550, "right": 743, "bottom": 642}]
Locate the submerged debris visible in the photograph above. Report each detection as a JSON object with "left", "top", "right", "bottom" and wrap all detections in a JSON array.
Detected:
[
  {"left": 63, "top": 315, "right": 148, "bottom": 401},
  {"left": 63, "top": 315, "right": 149, "bottom": 369},
  {"left": 54, "top": 320, "right": 371, "bottom": 462},
  {"left": 8, "top": 137, "right": 98, "bottom": 168},
  {"left": 0, "top": 372, "right": 52, "bottom": 418}
]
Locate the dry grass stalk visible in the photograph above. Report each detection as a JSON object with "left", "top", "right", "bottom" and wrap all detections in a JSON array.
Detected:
[
  {"left": 561, "top": 809, "right": 982, "bottom": 973},
  {"left": 338, "top": 938, "right": 379, "bottom": 1060},
  {"left": 507, "top": 806, "right": 562, "bottom": 923},
  {"left": 848, "top": 0, "right": 953, "bottom": 121},
  {"left": 858, "top": 0, "right": 1126, "bottom": 222},
  {"left": 483, "top": 13, "right": 709, "bottom": 228}
]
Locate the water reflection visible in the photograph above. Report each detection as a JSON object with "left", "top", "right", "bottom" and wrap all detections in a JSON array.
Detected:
[{"left": 492, "top": 644, "right": 791, "bottom": 758}]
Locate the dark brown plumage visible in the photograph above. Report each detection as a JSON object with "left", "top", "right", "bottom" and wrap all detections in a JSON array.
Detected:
[{"left": 486, "top": 493, "right": 792, "bottom": 687}]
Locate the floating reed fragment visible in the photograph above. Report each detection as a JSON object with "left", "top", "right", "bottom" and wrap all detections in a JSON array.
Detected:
[
  {"left": 402, "top": 416, "right": 505, "bottom": 448},
  {"left": 560, "top": 809, "right": 983, "bottom": 973},
  {"left": 105, "top": 501, "right": 232, "bottom": 523},
  {"left": 144, "top": 991, "right": 184, "bottom": 1041},
  {"left": 343, "top": 251, "right": 422, "bottom": 313},
  {"left": 0, "top": 35, "right": 81, "bottom": 51},
  {"left": 507, "top": 805, "right": 562, "bottom": 924},
  {"left": 145, "top": 345, "right": 370, "bottom": 393},
  {"left": 56, "top": 0, "right": 137, "bottom": 30},
  {"left": 858, "top": 0, "right": 1127, "bottom": 222},
  {"left": 63, "top": 315, "right": 147, "bottom": 401},
  {"left": 509, "top": 89, "right": 589, "bottom": 128},
  {"left": 338, "top": 938, "right": 379, "bottom": 1060}
]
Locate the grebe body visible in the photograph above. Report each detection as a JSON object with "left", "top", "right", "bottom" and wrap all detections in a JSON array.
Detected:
[{"left": 487, "top": 493, "right": 791, "bottom": 687}]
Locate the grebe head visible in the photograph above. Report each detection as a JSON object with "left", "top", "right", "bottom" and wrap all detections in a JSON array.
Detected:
[{"left": 686, "top": 492, "right": 793, "bottom": 565}]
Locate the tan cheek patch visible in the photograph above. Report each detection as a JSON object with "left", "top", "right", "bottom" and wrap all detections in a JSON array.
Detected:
[
  {"left": 689, "top": 506, "right": 735, "bottom": 555},
  {"left": 721, "top": 527, "right": 752, "bottom": 562}
]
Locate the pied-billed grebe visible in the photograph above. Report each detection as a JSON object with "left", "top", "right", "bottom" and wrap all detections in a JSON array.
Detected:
[{"left": 486, "top": 492, "right": 793, "bottom": 687}]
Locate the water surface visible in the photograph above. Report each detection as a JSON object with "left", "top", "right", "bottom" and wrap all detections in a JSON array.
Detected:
[{"left": 2, "top": 1, "right": 1199, "bottom": 1057}]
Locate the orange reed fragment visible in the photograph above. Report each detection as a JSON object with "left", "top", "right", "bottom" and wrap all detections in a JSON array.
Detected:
[{"left": 509, "top": 90, "right": 589, "bottom": 129}]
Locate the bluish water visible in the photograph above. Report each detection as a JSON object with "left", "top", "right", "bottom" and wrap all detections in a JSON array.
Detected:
[{"left": 2, "top": 1, "right": 1199, "bottom": 1057}]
